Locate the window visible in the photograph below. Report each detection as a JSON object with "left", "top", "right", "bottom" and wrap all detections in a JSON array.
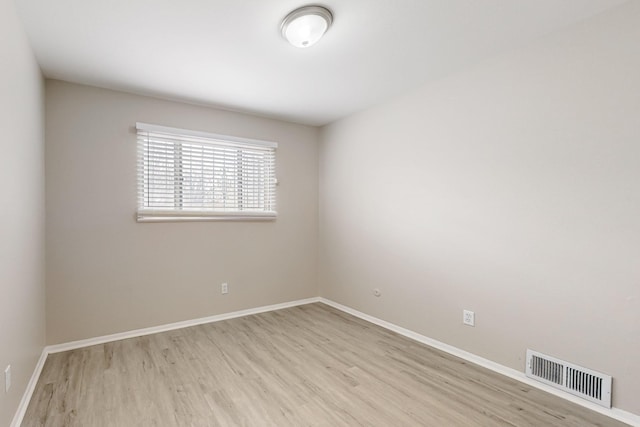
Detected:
[{"left": 136, "top": 123, "right": 277, "bottom": 222}]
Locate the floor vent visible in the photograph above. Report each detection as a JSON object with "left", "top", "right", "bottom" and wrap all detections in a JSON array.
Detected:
[{"left": 525, "top": 349, "right": 612, "bottom": 408}]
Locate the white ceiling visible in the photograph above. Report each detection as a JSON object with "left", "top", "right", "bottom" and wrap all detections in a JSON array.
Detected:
[{"left": 16, "top": 0, "right": 627, "bottom": 126}]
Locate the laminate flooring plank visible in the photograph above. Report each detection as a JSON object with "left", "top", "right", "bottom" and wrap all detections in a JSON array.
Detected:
[{"left": 22, "top": 303, "right": 630, "bottom": 426}]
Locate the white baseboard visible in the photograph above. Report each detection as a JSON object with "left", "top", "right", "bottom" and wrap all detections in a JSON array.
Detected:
[
  {"left": 47, "top": 297, "right": 321, "bottom": 353},
  {"left": 318, "top": 297, "right": 640, "bottom": 427},
  {"left": 10, "top": 348, "right": 48, "bottom": 427},
  {"left": 11, "top": 297, "right": 321, "bottom": 426}
]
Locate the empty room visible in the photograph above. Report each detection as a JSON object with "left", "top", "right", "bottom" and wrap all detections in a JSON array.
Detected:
[{"left": 1, "top": 0, "right": 639, "bottom": 425}]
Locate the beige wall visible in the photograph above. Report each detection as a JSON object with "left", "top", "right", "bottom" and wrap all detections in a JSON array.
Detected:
[
  {"left": 45, "top": 81, "right": 319, "bottom": 344},
  {"left": 319, "top": 2, "right": 640, "bottom": 415},
  {"left": 0, "top": 0, "right": 46, "bottom": 425}
]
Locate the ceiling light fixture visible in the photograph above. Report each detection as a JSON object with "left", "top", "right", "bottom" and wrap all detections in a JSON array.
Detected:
[{"left": 281, "top": 5, "right": 333, "bottom": 48}]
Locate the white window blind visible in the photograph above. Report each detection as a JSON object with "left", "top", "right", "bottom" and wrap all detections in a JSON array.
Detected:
[{"left": 136, "top": 123, "right": 277, "bottom": 222}]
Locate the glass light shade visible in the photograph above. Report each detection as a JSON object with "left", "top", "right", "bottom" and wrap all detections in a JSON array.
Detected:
[{"left": 281, "top": 6, "right": 333, "bottom": 48}]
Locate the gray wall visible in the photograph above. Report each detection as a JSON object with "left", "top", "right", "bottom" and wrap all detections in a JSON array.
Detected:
[
  {"left": 319, "top": 2, "right": 640, "bottom": 414},
  {"left": 0, "top": 0, "right": 46, "bottom": 424},
  {"left": 45, "top": 81, "right": 319, "bottom": 344}
]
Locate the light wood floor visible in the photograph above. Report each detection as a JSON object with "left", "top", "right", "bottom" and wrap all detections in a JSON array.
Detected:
[{"left": 23, "top": 303, "right": 629, "bottom": 426}]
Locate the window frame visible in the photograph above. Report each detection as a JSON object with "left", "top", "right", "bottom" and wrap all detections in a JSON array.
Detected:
[{"left": 136, "top": 122, "right": 278, "bottom": 222}]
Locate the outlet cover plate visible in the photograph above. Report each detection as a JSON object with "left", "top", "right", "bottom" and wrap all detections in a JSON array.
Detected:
[
  {"left": 221, "top": 283, "right": 228, "bottom": 295},
  {"left": 4, "top": 365, "right": 10, "bottom": 392},
  {"left": 463, "top": 310, "right": 475, "bottom": 326}
]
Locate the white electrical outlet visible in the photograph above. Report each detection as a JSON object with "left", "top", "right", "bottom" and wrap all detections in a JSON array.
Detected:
[
  {"left": 4, "top": 365, "right": 11, "bottom": 393},
  {"left": 463, "top": 310, "right": 475, "bottom": 326},
  {"left": 221, "top": 283, "right": 228, "bottom": 295}
]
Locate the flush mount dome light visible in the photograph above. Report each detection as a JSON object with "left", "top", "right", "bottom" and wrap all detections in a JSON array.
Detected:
[{"left": 281, "top": 5, "right": 333, "bottom": 48}]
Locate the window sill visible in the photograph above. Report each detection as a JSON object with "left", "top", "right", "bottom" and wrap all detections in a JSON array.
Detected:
[{"left": 136, "top": 212, "right": 277, "bottom": 223}]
